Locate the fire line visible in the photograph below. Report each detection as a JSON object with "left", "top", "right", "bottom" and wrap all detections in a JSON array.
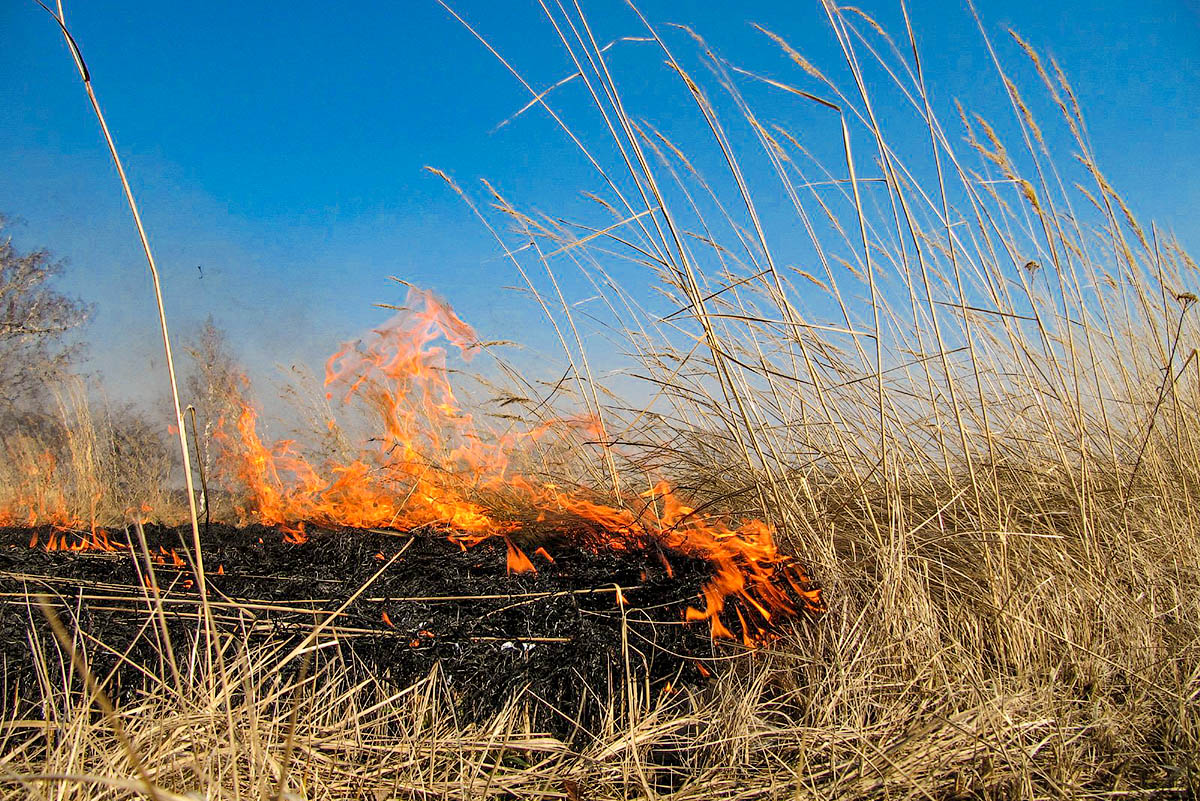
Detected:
[{"left": 222, "top": 287, "right": 824, "bottom": 643}]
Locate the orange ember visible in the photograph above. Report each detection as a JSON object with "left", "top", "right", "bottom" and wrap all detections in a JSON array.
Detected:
[{"left": 225, "top": 287, "right": 823, "bottom": 642}]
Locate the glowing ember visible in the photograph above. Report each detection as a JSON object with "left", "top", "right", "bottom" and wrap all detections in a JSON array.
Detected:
[{"left": 222, "top": 286, "right": 823, "bottom": 642}]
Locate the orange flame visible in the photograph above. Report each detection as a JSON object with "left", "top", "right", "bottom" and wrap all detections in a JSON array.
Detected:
[
  {"left": 504, "top": 537, "right": 536, "bottom": 574},
  {"left": 0, "top": 450, "right": 88, "bottom": 530},
  {"left": 36, "top": 527, "right": 122, "bottom": 553},
  {"left": 224, "top": 287, "right": 823, "bottom": 642}
]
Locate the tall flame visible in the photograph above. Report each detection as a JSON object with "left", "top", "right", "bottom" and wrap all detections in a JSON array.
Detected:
[{"left": 225, "top": 287, "right": 823, "bottom": 641}]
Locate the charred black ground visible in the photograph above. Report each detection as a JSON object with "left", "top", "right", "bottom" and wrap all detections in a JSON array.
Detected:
[{"left": 0, "top": 523, "right": 761, "bottom": 727}]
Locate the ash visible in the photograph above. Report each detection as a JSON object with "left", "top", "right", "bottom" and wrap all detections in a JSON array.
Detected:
[{"left": 0, "top": 523, "right": 730, "bottom": 727}]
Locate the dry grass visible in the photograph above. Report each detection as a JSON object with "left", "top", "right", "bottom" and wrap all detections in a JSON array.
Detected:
[
  {"left": 3, "top": 0, "right": 1199, "bottom": 798},
  {"left": 0, "top": 378, "right": 176, "bottom": 528}
]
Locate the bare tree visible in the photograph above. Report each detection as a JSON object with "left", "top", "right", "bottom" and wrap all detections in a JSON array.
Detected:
[
  {"left": 184, "top": 316, "right": 244, "bottom": 520},
  {"left": 185, "top": 316, "right": 243, "bottom": 432},
  {"left": 0, "top": 215, "right": 89, "bottom": 411}
]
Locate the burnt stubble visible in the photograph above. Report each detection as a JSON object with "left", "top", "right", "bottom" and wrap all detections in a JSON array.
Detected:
[{"left": 0, "top": 523, "right": 725, "bottom": 727}]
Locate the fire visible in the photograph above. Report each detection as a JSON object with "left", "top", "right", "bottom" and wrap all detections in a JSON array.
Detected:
[
  {"left": 224, "top": 287, "right": 518, "bottom": 543},
  {"left": 504, "top": 536, "right": 536, "bottom": 574},
  {"left": 225, "top": 287, "right": 824, "bottom": 642},
  {"left": 153, "top": 546, "right": 186, "bottom": 568},
  {"left": 31, "top": 527, "right": 122, "bottom": 553},
  {"left": 0, "top": 450, "right": 86, "bottom": 530}
]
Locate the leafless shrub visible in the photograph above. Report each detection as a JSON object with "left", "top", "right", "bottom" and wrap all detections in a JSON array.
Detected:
[{"left": 0, "top": 215, "right": 89, "bottom": 413}]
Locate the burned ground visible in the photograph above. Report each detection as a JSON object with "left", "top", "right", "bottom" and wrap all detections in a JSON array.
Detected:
[{"left": 0, "top": 523, "right": 746, "bottom": 728}]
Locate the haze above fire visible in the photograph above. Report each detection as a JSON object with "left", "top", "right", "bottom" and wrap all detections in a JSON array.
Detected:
[{"left": 0, "top": 0, "right": 1194, "bottom": 417}]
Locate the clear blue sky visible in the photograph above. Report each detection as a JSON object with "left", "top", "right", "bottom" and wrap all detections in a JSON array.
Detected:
[{"left": 2, "top": 0, "right": 1197, "bottom": 415}]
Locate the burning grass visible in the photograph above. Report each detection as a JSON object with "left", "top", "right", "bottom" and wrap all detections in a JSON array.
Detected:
[
  {"left": 225, "top": 286, "right": 823, "bottom": 645},
  {"left": 3, "top": 0, "right": 1200, "bottom": 798}
]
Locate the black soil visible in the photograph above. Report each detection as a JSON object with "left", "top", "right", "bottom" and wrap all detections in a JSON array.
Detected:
[{"left": 0, "top": 523, "right": 737, "bottom": 726}]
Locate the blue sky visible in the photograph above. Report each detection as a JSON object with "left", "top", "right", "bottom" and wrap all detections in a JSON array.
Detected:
[{"left": 2, "top": 0, "right": 1197, "bottom": 416}]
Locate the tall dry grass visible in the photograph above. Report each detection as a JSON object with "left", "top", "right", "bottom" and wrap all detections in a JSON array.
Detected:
[
  {"left": 0, "top": 378, "right": 175, "bottom": 528},
  {"left": 3, "top": 1, "right": 1198, "bottom": 798}
]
